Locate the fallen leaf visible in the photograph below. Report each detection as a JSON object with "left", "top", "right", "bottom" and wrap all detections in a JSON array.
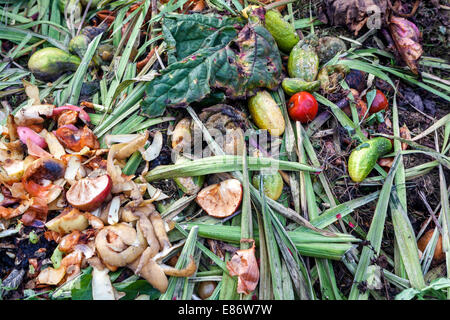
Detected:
[
  {"left": 226, "top": 239, "right": 259, "bottom": 295},
  {"left": 389, "top": 16, "right": 423, "bottom": 75},
  {"left": 319, "top": 0, "right": 388, "bottom": 35},
  {"left": 22, "top": 80, "right": 40, "bottom": 105}
]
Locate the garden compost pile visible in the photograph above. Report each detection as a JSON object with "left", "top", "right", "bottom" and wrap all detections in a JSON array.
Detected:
[{"left": 0, "top": 0, "right": 449, "bottom": 301}]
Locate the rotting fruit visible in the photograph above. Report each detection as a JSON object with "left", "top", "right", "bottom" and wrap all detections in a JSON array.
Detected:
[
  {"left": 287, "top": 91, "right": 318, "bottom": 123},
  {"left": 345, "top": 69, "right": 366, "bottom": 93},
  {"left": 316, "top": 36, "right": 347, "bottom": 63},
  {"left": 199, "top": 105, "right": 247, "bottom": 155},
  {"left": 248, "top": 90, "right": 285, "bottom": 137},
  {"left": 66, "top": 174, "right": 112, "bottom": 211},
  {"left": 366, "top": 89, "right": 389, "bottom": 114},
  {"left": 252, "top": 171, "right": 284, "bottom": 201},
  {"left": 287, "top": 38, "right": 319, "bottom": 81},
  {"left": 28, "top": 47, "right": 81, "bottom": 81}
]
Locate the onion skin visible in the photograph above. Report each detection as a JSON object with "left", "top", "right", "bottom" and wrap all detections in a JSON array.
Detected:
[{"left": 226, "top": 239, "right": 259, "bottom": 295}]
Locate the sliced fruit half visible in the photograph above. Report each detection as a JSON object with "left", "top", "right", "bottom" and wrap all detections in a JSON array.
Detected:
[
  {"left": 66, "top": 174, "right": 112, "bottom": 211},
  {"left": 196, "top": 178, "right": 242, "bottom": 218}
]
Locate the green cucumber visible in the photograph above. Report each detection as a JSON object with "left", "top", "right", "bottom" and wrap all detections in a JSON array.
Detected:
[
  {"left": 348, "top": 137, "right": 392, "bottom": 182},
  {"left": 281, "top": 78, "right": 321, "bottom": 96},
  {"left": 264, "top": 10, "right": 299, "bottom": 53}
]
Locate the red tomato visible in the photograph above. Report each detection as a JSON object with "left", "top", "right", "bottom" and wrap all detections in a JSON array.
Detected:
[
  {"left": 288, "top": 92, "right": 318, "bottom": 123},
  {"left": 367, "top": 89, "right": 388, "bottom": 114}
]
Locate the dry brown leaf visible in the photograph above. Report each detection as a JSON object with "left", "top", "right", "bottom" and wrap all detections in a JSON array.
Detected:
[
  {"left": 389, "top": 16, "right": 423, "bottom": 75},
  {"left": 22, "top": 80, "right": 40, "bottom": 105},
  {"left": 319, "top": 0, "right": 388, "bottom": 35}
]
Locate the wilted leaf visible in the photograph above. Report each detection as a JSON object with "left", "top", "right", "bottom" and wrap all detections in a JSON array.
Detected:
[
  {"left": 319, "top": 0, "right": 388, "bottom": 35},
  {"left": 141, "top": 14, "right": 282, "bottom": 117},
  {"left": 389, "top": 16, "right": 423, "bottom": 75},
  {"left": 1, "top": 269, "right": 25, "bottom": 291},
  {"left": 226, "top": 239, "right": 259, "bottom": 295}
]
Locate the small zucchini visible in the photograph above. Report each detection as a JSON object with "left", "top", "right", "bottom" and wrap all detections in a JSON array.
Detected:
[
  {"left": 281, "top": 78, "right": 320, "bottom": 96},
  {"left": 348, "top": 137, "right": 392, "bottom": 182}
]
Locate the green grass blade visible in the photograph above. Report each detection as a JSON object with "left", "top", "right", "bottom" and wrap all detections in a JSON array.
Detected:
[
  {"left": 65, "top": 34, "right": 102, "bottom": 105},
  {"left": 348, "top": 154, "right": 402, "bottom": 300}
]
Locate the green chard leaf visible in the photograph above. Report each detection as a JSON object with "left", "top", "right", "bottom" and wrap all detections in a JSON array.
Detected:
[
  {"left": 163, "top": 13, "right": 243, "bottom": 63},
  {"left": 141, "top": 14, "right": 282, "bottom": 117}
]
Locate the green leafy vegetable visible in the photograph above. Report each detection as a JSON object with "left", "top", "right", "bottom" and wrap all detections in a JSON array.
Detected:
[
  {"left": 141, "top": 13, "right": 282, "bottom": 117},
  {"left": 71, "top": 269, "right": 93, "bottom": 300}
]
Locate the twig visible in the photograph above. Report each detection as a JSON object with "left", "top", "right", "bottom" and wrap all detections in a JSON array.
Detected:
[{"left": 77, "top": 0, "right": 92, "bottom": 36}]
